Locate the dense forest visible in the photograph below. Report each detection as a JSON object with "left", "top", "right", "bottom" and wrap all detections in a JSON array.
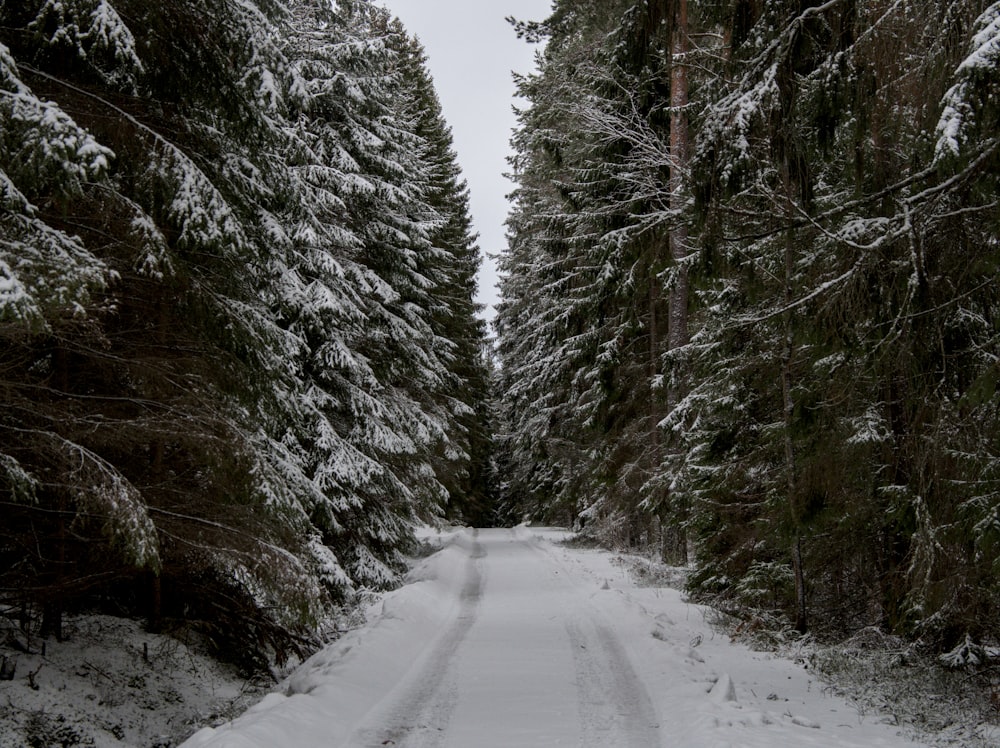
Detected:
[
  {"left": 496, "top": 0, "right": 1000, "bottom": 648},
  {"left": 3, "top": 0, "right": 1000, "bottom": 677},
  {"left": 0, "top": 0, "right": 492, "bottom": 668}
]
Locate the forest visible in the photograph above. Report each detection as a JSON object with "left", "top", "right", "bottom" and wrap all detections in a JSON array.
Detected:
[
  {"left": 496, "top": 0, "right": 1000, "bottom": 649},
  {"left": 1, "top": 0, "right": 999, "bottom": 679},
  {"left": 0, "top": 0, "right": 492, "bottom": 669}
]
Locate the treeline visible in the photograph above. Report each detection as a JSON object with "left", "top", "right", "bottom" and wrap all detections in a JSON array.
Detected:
[
  {"left": 497, "top": 0, "right": 1000, "bottom": 646},
  {"left": 0, "top": 0, "right": 491, "bottom": 668}
]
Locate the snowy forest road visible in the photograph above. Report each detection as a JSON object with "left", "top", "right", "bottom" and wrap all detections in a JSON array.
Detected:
[
  {"left": 347, "top": 529, "right": 661, "bottom": 748},
  {"left": 184, "top": 527, "right": 932, "bottom": 748}
]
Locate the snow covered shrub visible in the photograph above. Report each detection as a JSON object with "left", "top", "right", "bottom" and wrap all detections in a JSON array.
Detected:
[
  {"left": 812, "top": 629, "right": 1000, "bottom": 745},
  {"left": 168, "top": 559, "right": 321, "bottom": 674},
  {"left": 24, "top": 711, "right": 90, "bottom": 748},
  {"left": 939, "top": 634, "right": 1000, "bottom": 670},
  {"left": 734, "top": 561, "right": 795, "bottom": 610},
  {"left": 705, "top": 604, "right": 804, "bottom": 652}
]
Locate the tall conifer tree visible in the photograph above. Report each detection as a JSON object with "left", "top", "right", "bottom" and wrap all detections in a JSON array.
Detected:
[
  {"left": 0, "top": 0, "right": 493, "bottom": 664},
  {"left": 499, "top": 0, "right": 1000, "bottom": 644}
]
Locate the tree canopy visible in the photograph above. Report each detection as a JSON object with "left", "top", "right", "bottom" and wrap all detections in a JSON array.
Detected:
[
  {"left": 498, "top": 0, "right": 1000, "bottom": 647},
  {"left": 0, "top": 0, "right": 490, "bottom": 666}
]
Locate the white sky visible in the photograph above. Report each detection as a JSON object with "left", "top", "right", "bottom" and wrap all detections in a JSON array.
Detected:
[{"left": 376, "top": 0, "right": 551, "bottom": 326}]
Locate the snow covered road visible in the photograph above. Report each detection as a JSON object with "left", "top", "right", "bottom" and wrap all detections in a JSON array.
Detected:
[
  {"left": 183, "top": 527, "right": 930, "bottom": 748},
  {"left": 348, "top": 529, "right": 660, "bottom": 747}
]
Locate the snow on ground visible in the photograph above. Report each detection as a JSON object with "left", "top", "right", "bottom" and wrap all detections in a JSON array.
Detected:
[
  {"left": 5, "top": 527, "right": 988, "bottom": 747},
  {"left": 0, "top": 614, "right": 272, "bottom": 748},
  {"left": 0, "top": 526, "right": 464, "bottom": 748},
  {"left": 180, "top": 526, "right": 943, "bottom": 748}
]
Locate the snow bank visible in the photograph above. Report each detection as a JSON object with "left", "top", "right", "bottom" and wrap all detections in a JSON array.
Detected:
[{"left": 180, "top": 528, "right": 478, "bottom": 748}]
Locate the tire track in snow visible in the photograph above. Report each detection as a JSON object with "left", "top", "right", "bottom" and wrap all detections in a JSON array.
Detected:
[
  {"left": 566, "top": 613, "right": 662, "bottom": 747},
  {"left": 348, "top": 531, "right": 486, "bottom": 748},
  {"left": 516, "top": 529, "right": 661, "bottom": 747}
]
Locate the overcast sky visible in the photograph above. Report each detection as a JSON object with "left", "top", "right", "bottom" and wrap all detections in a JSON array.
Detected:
[{"left": 376, "top": 0, "right": 551, "bottom": 325}]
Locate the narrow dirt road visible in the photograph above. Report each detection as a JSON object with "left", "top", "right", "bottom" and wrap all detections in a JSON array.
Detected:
[{"left": 345, "top": 529, "right": 661, "bottom": 748}]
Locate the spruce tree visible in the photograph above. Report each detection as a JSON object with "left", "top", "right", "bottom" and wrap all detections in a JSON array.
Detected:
[
  {"left": 498, "top": 0, "right": 1000, "bottom": 646},
  {"left": 391, "top": 32, "right": 495, "bottom": 525},
  {"left": 0, "top": 0, "right": 495, "bottom": 665}
]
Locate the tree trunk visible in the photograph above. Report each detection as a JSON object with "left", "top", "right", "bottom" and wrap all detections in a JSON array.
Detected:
[
  {"left": 781, "top": 276, "right": 808, "bottom": 632},
  {"left": 781, "top": 171, "right": 807, "bottom": 634},
  {"left": 668, "top": 0, "right": 690, "bottom": 357},
  {"left": 41, "top": 510, "right": 66, "bottom": 641},
  {"left": 148, "top": 573, "right": 163, "bottom": 633},
  {"left": 665, "top": 0, "right": 691, "bottom": 566},
  {"left": 791, "top": 534, "right": 807, "bottom": 633},
  {"left": 40, "top": 601, "right": 63, "bottom": 641}
]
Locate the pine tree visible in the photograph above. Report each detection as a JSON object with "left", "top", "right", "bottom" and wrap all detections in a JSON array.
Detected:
[
  {"left": 499, "top": 0, "right": 1000, "bottom": 647},
  {"left": 0, "top": 0, "right": 495, "bottom": 665},
  {"left": 499, "top": 0, "right": 702, "bottom": 553},
  {"left": 390, "top": 31, "right": 495, "bottom": 525},
  {"left": 498, "top": 5, "right": 603, "bottom": 524},
  {"left": 684, "top": 0, "right": 1000, "bottom": 640}
]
